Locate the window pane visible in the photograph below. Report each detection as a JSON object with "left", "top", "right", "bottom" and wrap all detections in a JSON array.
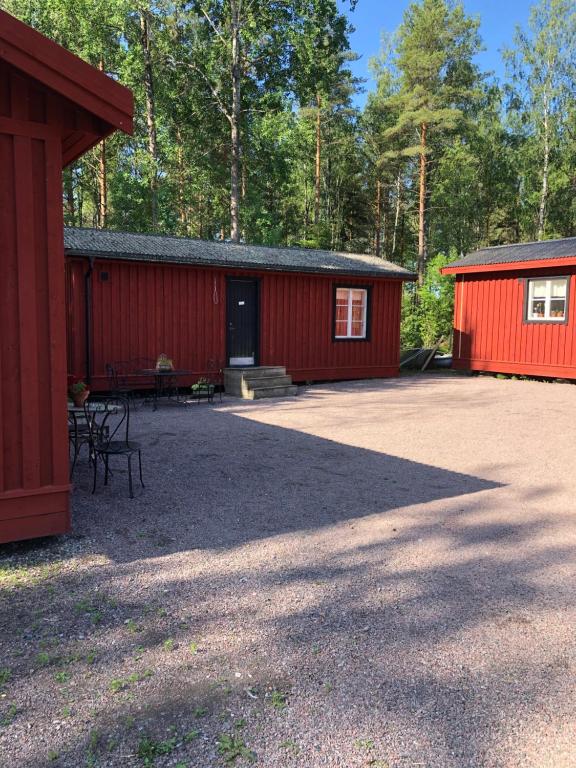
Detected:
[
  {"left": 335, "top": 320, "right": 348, "bottom": 336},
  {"left": 336, "top": 288, "right": 349, "bottom": 302},
  {"left": 530, "top": 300, "right": 546, "bottom": 318},
  {"left": 351, "top": 305, "right": 364, "bottom": 322},
  {"left": 531, "top": 280, "right": 547, "bottom": 298},
  {"left": 550, "top": 299, "right": 565, "bottom": 318},
  {"left": 351, "top": 321, "right": 365, "bottom": 337},
  {"left": 551, "top": 279, "right": 567, "bottom": 298},
  {"left": 335, "top": 304, "right": 348, "bottom": 322}
]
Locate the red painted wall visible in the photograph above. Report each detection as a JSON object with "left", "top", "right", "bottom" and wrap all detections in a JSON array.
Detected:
[
  {"left": 452, "top": 266, "right": 576, "bottom": 378},
  {"left": 0, "top": 35, "right": 130, "bottom": 544},
  {"left": 0, "top": 64, "right": 71, "bottom": 543},
  {"left": 65, "top": 257, "right": 404, "bottom": 387}
]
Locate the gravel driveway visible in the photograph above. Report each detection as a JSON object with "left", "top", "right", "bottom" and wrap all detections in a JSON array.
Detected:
[{"left": 1, "top": 374, "right": 575, "bottom": 768}]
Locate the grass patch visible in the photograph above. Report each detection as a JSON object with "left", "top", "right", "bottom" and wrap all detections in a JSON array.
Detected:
[
  {"left": 0, "top": 703, "right": 18, "bottom": 727},
  {"left": 0, "top": 561, "right": 62, "bottom": 591},
  {"left": 137, "top": 735, "right": 178, "bottom": 766},
  {"left": 109, "top": 669, "right": 154, "bottom": 693},
  {"left": 0, "top": 668, "right": 11, "bottom": 687},
  {"left": 216, "top": 733, "right": 255, "bottom": 763},
  {"left": 269, "top": 689, "right": 288, "bottom": 710}
]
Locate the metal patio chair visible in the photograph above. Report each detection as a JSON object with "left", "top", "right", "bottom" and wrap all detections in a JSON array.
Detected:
[
  {"left": 206, "top": 358, "right": 224, "bottom": 402},
  {"left": 85, "top": 396, "right": 144, "bottom": 499}
]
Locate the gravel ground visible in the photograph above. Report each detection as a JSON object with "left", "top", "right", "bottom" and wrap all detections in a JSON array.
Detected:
[{"left": 1, "top": 373, "right": 575, "bottom": 768}]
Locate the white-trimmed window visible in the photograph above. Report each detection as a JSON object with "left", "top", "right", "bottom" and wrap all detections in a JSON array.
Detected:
[
  {"left": 335, "top": 287, "right": 368, "bottom": 339},
  {"left": 526, "top": 277, "right": 569, "bottom": 322}
]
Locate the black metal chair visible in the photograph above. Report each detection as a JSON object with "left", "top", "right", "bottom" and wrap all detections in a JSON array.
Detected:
[
  {"left": 106, "top": 361, "right": 134, "bottom": 398},
  {"left": 68, "top": 410, "right": 92, "bottom": 477},
  {"left": 85, "top": 396, "right": 144, "bottom": 498},
  {"left": 206, "top": 358, "right": 224, "bottom": 402}
]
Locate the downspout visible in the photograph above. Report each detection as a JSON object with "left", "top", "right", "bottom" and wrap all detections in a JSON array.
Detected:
[
  {"left": 458, "top": 275, "right": 465, "bottom": 360},
  {"left": 84, "top": 256, "right": 95, "bottom": 385}
]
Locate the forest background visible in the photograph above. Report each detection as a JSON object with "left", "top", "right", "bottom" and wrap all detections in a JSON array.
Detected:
[{"left": 3, "top": 0, "right": 575, "bottom": 348}]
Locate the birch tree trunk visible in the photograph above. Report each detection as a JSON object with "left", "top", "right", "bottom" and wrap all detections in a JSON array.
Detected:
[
  {"left": 97, "top": 141, "right": 107, "bottom": 227},
  {"left": 374, "top": 178, "right": 382, "bottom": 257},
  {"left": 140, "top": 8, "right": 159, "bottom": 230},
  {"left": 229, "top": 0, "right": 242, "bottom": 242},
  {"left": 392, "top": 167, "right": 402, "bottom": 257},
  {"left": 537, "top": 86, "right": 550, "bottom": 241},
  {"left": 418, "top": 122, "right": 428, "bottom": 286},
  {"left": 64, "top": 170, "right": 76, "bottom": 226},
  {"left": 97, "top": 60, "right": 107, "bottom": 228},
  {"left": 314, "top": 92, "right": 322, "bottom": 226}
]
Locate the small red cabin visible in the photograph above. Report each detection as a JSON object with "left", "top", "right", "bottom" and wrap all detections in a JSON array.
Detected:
[
  {"left": 0, "top": 11, "right": 132, "bottom": 544},
  {"left": 443, "top": 238, "right": 576, "bottom": 379},
  {"left": 64, "top": 228, "right": 415, "bottom": 387}
]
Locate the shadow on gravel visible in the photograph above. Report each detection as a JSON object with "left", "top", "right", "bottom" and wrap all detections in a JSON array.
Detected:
[
  {"left": 3, "top": 391, "right": 574, "bottom": 768},
  {"left": 63, "top": 407, "right": 502, "bottom": 561}
]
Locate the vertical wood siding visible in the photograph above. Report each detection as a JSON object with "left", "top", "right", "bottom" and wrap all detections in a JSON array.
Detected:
[
  {"left": 452, "top": 267, "right": 576, "bottom": 378},
  {"left": 0, "top": 62, "right": 84, "bottom": 543},
  {"left": 66, "top": 259, "right": 404, "bottom": 387}
]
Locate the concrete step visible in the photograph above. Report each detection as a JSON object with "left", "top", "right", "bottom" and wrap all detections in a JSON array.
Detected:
[
  {"left": 243, "top": 375, "right": 292, "bottom": 389},
  {"left": 225, "top": 366, "right": 286, "bottom": 379},
  {"left": 245, "top": 385, "right": 298, "bottom": 400},
  {"left": 223, "top": 365, "right": 297, "bottom": 399}
]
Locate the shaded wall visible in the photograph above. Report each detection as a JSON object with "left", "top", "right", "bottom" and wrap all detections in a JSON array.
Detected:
[
  {"left": 66, "top": 257, "right": 404, "bottom": 387},
  {"left": 0, "top": 63, "right": 70, "bottom": 542}
]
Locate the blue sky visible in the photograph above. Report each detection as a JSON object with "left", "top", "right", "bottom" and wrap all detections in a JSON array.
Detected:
[{"left": 339, "top": 0, "right": 532, "bottom": 106}]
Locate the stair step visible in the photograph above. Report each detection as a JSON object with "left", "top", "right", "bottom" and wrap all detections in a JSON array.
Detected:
[
  {"left": 225, "top": 366, "right": 286, "bottom": 379},
  {"left": 245, "top": 385, "right": 298, "bottom": 400},
  {"left": 223, "top": 365, "right": 296, "bottom": 399},
  {"left": 244, "top": 375, "right": 292, "bottom": 389}
]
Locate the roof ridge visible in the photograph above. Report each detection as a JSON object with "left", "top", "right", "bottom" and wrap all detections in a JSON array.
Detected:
[
  {"left": 64, "top": 226, "right": 404, "bottom": 265},
  {"left": 472, "top": 235, "right": 576, "bottom": 254}
]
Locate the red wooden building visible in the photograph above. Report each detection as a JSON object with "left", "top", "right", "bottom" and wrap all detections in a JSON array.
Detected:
[
  {"left": 0, "top": 11, "right": 132, "bottom": 544},
  {"left": 443, "top": 238, "right": 576, "bottom": 379},
  {"left": 64, "top": 228, "right": 415, "bottom": 388}
]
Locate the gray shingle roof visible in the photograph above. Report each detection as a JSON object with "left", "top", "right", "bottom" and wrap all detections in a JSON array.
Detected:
[
  {"left": 63, "top": 227, "right": 415, "bottom": 279},
  {"left": 448, "top": 237, "right": 576, "bottom": 269}
]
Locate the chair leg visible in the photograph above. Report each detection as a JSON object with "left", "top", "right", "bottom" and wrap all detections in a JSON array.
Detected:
[
  {"left": 128, "top": 455, "right": 134, "bottom": 499},
  {"left": 92, "top": 453, "right": 98, "bottom": 494},
  {"left": 138, "top": 450, "right": 144, "bottom": 488},
  {"left": 69, "top": 440, "right": 78, "bottom": 479}
]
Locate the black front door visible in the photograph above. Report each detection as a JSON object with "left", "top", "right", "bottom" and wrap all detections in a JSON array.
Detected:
[{"left": 226, "top": 278, "right": 259, "bottom": 366}]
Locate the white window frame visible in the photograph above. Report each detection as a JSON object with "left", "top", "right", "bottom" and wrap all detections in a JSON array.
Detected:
[
  {"left": 525, "top": 277, "right": 569, "bottom": 323},
  {"left": 334, "top": 287, "right": 368, "bottom": 339}
]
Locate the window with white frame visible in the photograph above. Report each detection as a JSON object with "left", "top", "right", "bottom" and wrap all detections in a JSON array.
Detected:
[
  {"left": 526, "top": 277, "right": 569, "bottom": 322},
  {"left": 334, "top": 287, "right": 368, "bottom": 339}
]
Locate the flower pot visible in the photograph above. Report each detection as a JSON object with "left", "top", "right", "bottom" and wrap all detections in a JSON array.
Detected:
[{"left": 72, "top": 389, "right": 90, "bottom": 407}]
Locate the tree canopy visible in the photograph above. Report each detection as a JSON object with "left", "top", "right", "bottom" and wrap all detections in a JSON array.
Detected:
[{"left": 2, "top": 0, "right": 576, "bottom": 346}]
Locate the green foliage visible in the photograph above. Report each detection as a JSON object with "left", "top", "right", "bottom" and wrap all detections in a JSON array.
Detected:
[
  {"left": 3, "top": 0, "right": 576, "bottom": 345},
  {"left": 401, "top": 251, "right": 456, "bottom": 348},
  {"left": 216, "top": 733, "right": 255, "bottom": 763}
]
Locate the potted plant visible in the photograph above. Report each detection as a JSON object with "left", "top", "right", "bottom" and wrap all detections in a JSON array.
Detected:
[
  {"left": 191, "top": 377, "right": 214, "bottom": 401},
  {"left": 70, "top": 380, "right": 90, "bottom": 407}
]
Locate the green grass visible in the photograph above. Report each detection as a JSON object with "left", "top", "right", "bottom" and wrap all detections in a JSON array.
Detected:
[
  {"left": 0, "top": 561, "right": 62, "bottom": 590},
  {"left": 109, "top": 669, "right": 154, "bottom": 693},
  {"left": 0, "top": 668, "right": 11, "bottom": 687},
  {"left": 216, "top": 733, "right": 255, "bottom": 764},
  {"left": 269, "top": 689, "right": 287, "bottom": 710},
  {"left": 1, "top": 703, "right": 18, "bottom": 727},
  {"left": 137, "top": 735, "right": 178, "bottom": 766}
]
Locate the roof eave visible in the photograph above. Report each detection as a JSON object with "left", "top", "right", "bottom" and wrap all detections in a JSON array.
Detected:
[
  {"left": 442, "top": 256, "right": 576, "bottom": 275},
  {"left": 0, "top": 10, "right": 133, "bottom": 136},
  {"left": 65, "top": 249, "right": 416, "bottom": 281}
]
